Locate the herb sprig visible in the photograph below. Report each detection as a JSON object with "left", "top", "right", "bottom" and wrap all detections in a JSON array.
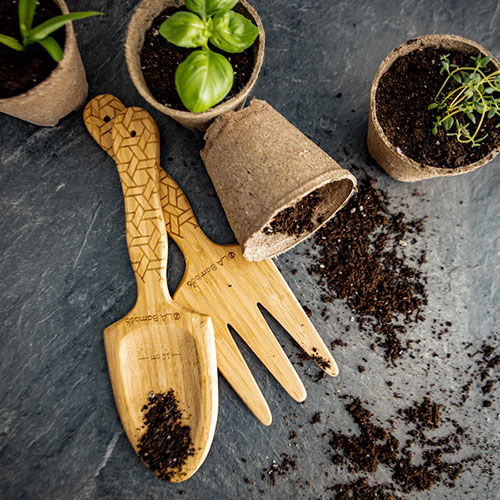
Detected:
[
  {"left": 159, "top": 0, "right": 259, "bottom": 113},
  {"left": 428, "top": 53, "right": 500, "bottom": 147},
  {"left": 0, "top": 0, "right": 102, "bottom": 62}
]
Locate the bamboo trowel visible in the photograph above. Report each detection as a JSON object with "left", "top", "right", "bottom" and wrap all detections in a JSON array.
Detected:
[{"left": 103, "top": 106, "right": 218, "bottom": 482}]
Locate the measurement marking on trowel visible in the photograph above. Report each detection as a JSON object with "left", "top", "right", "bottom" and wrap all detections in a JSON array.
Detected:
[{"left": 138, "top": 352, "right": 182, "bottom": 361}]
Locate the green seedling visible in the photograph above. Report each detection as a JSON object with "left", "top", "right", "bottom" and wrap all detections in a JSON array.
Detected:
[
  {"left": 159, "top": 0, "right": 259, "bottom": 113},
  {"left": 428, "top": 53, "right": 500, "bottom": 147},
  {"left": 0, "top": 0, "right": 102, "bottom": 62}
]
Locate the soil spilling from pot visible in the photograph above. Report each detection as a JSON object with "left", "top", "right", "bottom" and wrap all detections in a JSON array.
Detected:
[
  {"left": 262, "top": 185, "right": 328, "bottom": 237},
  {"left": 246, "top": 166, "right": 498, "bottom": 499},
  {"left": 140, "top": 5, "right": 255, "bottom": 111},
  {"left": 375, "top": 47, "right": 500, "bottom": 168},
  {"left": 0, "top": 0, "right": 66, "bottom": 98},
  {"left": 137, "top": 390, "right": 194, "bottom": 481},
  {"left": 308, "top": 177, "right": 427, "bottom": 363}
]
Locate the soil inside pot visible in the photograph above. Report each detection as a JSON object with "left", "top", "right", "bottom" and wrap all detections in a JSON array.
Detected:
[
  {"left": 0, "top": 0, "right": 66, "bottom": 99},
  {"left": 375, "top": 47, "right": 500, "bottom": 169},
  {"left": 137, "top": 390, "right": 194, "bottom": 481},
  {"left": 262, "top": 185, "right": 330, "bottom": 237},
  {"left": 140, "top": 5, "right": 256, "bottom": 111}
]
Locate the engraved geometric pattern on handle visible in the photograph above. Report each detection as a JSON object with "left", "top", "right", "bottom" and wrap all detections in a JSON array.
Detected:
[
  {"left": 159, "top": 170, "right": 198, "bottom": 238},
  {"left": 113, "top": 109, "right": 167, "bottom": 283},
  {"left": 83, "top": 94, "right": 125, "bottom": 158}
]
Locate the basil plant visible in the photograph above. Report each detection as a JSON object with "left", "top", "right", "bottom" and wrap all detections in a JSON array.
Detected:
[
  {"left": 0, "top": 0, "right": 102, "bottom": 62},
  {"left": 159, "top": 0, "right": 259, "bottom": 113}
]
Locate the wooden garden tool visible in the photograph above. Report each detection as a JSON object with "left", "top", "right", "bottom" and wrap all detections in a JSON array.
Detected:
[
  {"left": 102, "top": 106, "right": 218, "bottom": 482},
  {"left": 84, "top": 95, "right": 338, "bottom": 426}
]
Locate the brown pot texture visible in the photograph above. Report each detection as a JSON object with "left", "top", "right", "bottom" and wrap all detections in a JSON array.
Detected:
[
  {"left": 367, "top": 34, "right": 500, "bottom": 182},
  {"left": 0, "top": 0, "right": 88, "bottom": 127},
  {"left": 125, "top": 0, "right": 265, "bottom": 131},
  {"left": 201, "top": 99, "right": 357, "bottom": 262}
]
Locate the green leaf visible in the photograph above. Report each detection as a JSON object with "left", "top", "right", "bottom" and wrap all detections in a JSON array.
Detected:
[
  {"left": 159, "top": 12, "right": 209, "bottom": 48},
  {"left": 185, "top": 0, "right": 207, "bottom": 20},
  {"left": 443, "top": 116, "right": 454, "bottom": 131},
  {"left": 452, "top": 74, "right": 462, "bottom": 84},
  {"left": 210, "top": 11, "right": 259, "bottom": 53},
  {"left": 37, "top": 35, "right": 64, "bottom": 61},
  {"left": 487, "top": 108, "right": 496, "bottom": 119},
  {"left": 0, "top": 33, "right": 24, "bottom": 51},
  {"left": 207, "top": 0, "right": 239, "bottom": 17},
  {"left": 485, "top": 86, "right": 496, "bottom": 94},
  {"left": 18, "top": 0, "right": 37, "bottom": 36},
  {"left": 175, "top": 48, "right": 233, "bottom": 112},
  {"left": 186, "top": 0, "right": 239, "bottom": 19},
  {"left": 480, "top": 56, "right": 492, "bottom": 68},
  {"left": 29, "top": 12, "right": 103, "bottom": 41},
  {"left": 474, "top": 102, "right": 485, "bottom": 113},
  {"left": 466, "top": 112, "right": 476, "bottom": 124},
  {"left": 470, "top": 54, "right": 482, "bottom": 65},
  {"left": 427, "top": 102, "right": 439, "bottom": 110}
]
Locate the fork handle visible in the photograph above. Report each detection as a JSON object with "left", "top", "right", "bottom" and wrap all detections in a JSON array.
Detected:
[{"left": 158, "top": 169, "right": 210, "bottom": 249}]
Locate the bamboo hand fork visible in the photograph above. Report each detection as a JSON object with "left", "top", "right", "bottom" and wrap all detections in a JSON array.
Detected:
[
  {"left": 84, "top": 95, "right": 338, "bottom": 427},
  {"left": 103, "top": 106, "right": 218, "bottom": 482}
]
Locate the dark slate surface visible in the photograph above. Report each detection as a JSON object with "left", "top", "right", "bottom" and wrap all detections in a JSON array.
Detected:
[{"left": 1, "top": 0, "right": 499, "bottom": 499}]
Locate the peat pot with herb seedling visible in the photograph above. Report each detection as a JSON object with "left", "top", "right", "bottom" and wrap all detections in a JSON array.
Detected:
[
  {"left": 0, "top": 0, "right": 102, "bottom": 126},
  {"left": 367, "top": 34, "right": 500, "bottom": 182},
  {"left": 126, "top": 0, "right": 265, "bottom": 131}
]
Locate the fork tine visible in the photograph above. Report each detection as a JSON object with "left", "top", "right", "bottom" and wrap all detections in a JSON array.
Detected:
[
  {"left": 209, "top": 319, "right": 273, "bottom": 426},
  {"left": 228, "top": 308, "right": 307, "bottom": 403},
  {"left": 257, "top": 260, "right": 338, "bottom": 377}
]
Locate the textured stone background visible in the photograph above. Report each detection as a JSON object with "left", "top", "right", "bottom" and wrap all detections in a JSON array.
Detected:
[{"left": 1, "top": 0, "right": 499, "bottom": 499}]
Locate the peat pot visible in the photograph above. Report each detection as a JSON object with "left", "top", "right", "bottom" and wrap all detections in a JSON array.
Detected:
[
  {"left": 126, "top": 0, "right": 265, "bottom": 131},
  {"left": 0, "top": 0, "right": 88, "bottom": 127},
  {"left": 201, "top": 99, "right": 358, "bottom": 262},
  {"left": 367, "top": 34, "right": 500, "bottom": 182}
]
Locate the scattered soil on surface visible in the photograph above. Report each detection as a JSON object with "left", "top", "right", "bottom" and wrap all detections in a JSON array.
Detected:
[
  {"left": 137, "top": 390, "right": 194, "bottom": 481},
  {"left": 308, "top": 177, "right": 427, "bottom": 363},
  {"left": 140, "top": 5, "right": 256, "bottom": 111},
  {"left": 401, "top": 397, "right": 441, "bottom": 429},
  {"left": 263, "top": 185, "right": 329, "bottom": 237},
  {"left": 261, "top": 454, "right": 297, "bottom": 487},
  {"left": 376, "top": 47, "right": 500, "bottom": 168},
  {"left": 291, "top": 338, "right": 332, "bottom": 377},
  {"left": 0, "top": 0, "right": 66, "bottom": 98}
]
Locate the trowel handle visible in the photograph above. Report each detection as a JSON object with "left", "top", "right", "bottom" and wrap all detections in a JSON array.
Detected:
[
  {"left": 83, "top": 94, "right": 211, "bottom": 257},
  {"left": 111, "top": 107, "right": 170, "bottom": 299}
]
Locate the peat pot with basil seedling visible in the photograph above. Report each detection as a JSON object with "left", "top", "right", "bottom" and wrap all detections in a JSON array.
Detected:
[
  {"left": 0, "top": 0, "right": 102, "bottom": 126},
  {"left": 368, "top": 34, "right": 500, "bottom": 181},
  {"left": 126, "top": 0, "right": 265, "bottom": 130}
]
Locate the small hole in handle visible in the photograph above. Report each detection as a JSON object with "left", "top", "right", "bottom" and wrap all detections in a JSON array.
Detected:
[
  {"left": 131, "top": 130, "right": 136, "bottom": 137},
  {"left": 103, "top": 115, "right": 111, "bottom": 122}
]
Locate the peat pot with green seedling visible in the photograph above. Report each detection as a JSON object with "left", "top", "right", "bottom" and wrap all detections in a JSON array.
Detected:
[
  {"left": 126, "top": 0, "right": 265, "bottom": 131},
  {"left": 368, "top": 34, "right": 500, "bottom": 182},
  {"left": 0, "top": 0, "right": 102, "bottom": 126}
]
